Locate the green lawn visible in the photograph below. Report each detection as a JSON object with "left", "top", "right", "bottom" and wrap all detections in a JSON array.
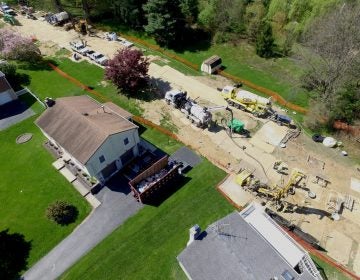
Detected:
[
  {"left": 18, "top": 59, "right": 143, "bottom": 116},
  {"left": 0, "top": 116, "right": 91, "bottom": 268}
]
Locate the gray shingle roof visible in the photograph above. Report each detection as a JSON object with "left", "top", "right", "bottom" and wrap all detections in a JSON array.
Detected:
[
  {"left": 36, "top": 95, "right": 137, "bottom": 164},
  {"left": 177, "top": 211, "right": 317, "bottom": 280}
]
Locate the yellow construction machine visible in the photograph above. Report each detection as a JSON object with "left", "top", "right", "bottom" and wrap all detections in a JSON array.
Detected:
[{"left": 257, "top": 169, "right": 306, "bottom": 210}]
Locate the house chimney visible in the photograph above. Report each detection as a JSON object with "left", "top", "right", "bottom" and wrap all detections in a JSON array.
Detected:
[{"left": 187, "top": 224, "right": 201, "bottom": 246}]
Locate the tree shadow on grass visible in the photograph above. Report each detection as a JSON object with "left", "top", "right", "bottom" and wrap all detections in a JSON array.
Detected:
[
  {"left": 0, "top": 229, "right": 31, "bottom": 280},
  {"left": 17, "top": 58, "right": 59, "bottom": 71},
  {"left": 7, "top": 73, "right": 31, "bottom": 91},
  {"left": 171, "top": 28, "right": 212, "bottom": 54},
  {"left": 143, "top": 175, "right": 191, "bottom": 207}
]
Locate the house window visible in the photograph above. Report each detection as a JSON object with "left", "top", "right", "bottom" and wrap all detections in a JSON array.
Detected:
[
  {"left": 99, "top": 155, "right": 105, "bottom": 163},
  {"left": 123, "top": 137, "right": 129, "bottom": 145}
]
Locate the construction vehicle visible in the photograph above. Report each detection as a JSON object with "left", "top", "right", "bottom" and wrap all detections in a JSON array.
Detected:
[
  {"left": 3, "top": 13, "right": 14, "bottom": 24},
  {"left": 0, "top": 3, "right": 15, "bottom": 15},
  {"left": 164, "top": 89, "right": 188, "bottom": 108},
  {"left": 269, "top": 112, "right": 293, "bottom": 127},
  {"left": 165, "top": 89, "right": 228, "bottom": 128},
  {"left": 257, "top": 169, "right": 306, "bottom": 210},
  {"left": 47, "top": 11, "right": 69, "bottom": 25},
  {"left": 273, "top": 160, "right": 289, "bottom": 175},
  {"left": 74, "top": 19, "right": 95, "bottom": 36},
  {"left": 221, "top": 85, "right": 272, "bottom": 117}
]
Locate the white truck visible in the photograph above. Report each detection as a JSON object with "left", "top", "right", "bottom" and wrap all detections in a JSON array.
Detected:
[
  {"left": 70, "top": 42, "right": 91, "bottom": 55},
  {"left": 88, "top": 52, "right": 108, "bottom": 66},
  {"left": 0, "top": 3, "right": 15, "bottom": 15}
]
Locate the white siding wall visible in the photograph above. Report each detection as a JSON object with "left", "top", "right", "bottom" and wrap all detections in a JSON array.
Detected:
[{"left": 85, "top": 128, "right": 140, "bottom": 181}]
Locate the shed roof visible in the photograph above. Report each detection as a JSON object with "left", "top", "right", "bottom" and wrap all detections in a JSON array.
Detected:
[
  {"left": 177, "top": 204, "right": 318, "bottom": 280},
  {"left": 36, "top": 95, "right": 137, "bottom": 164},
  {"left": 202, "top": 55, "right": 221, "bottom": 65}
]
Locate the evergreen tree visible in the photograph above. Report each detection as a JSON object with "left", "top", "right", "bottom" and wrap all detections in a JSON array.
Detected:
[
  {"left": 256, "top": 21, "right": 276, "bottom": 58},
  {"left": 143, "top": 0, "right": 186, "bottom": 47}
]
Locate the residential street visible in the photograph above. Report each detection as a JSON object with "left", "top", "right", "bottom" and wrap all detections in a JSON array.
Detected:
[{"left": 23, "top": 179, "right": 143, "bottom": 280}]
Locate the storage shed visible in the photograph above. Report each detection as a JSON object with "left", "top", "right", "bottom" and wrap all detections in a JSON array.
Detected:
[{"left": 201, "top": 55, "right": 222, "bottom": 74}]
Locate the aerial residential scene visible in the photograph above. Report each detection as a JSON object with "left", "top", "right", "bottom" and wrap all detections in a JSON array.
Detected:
[{"left": 0, "top": 0, "right": 359, "bottom": 279}]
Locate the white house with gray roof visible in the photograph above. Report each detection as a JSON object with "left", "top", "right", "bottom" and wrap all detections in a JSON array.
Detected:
[
  {"left": 177, "top": 202, "right": 323, "bottom": 280},
  {"left": 36, "top": 95, "right": 140, "bottom": 183}
]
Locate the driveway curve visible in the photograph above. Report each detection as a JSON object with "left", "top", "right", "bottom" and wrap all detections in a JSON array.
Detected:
[{"left": 23, "top": 180, "right": 142, "bottom": 280}]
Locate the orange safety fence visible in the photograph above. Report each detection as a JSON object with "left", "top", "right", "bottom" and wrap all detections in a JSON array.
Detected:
[
  {"left": 333, "top": 120, "right": 360, "bottom": 136},
  {"left": 284, "top": 227, "right": 360, "bottom": 280},
  {"left": 118, "top": 34, "right": 308, "bottom": 114},
  {"left": 48, "top": 63, "right": 110, "bottom": 103}
]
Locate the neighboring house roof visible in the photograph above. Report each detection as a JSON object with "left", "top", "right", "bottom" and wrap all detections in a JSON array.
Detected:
[
  {"left": 177, "top": 203, "right": 321, "bottom": 280},
  {"left": 36, "top": 95, "right": 138, "bottom": 164},
  {"left": 0, "top": 71, "right": 14, "bottom": 93}
]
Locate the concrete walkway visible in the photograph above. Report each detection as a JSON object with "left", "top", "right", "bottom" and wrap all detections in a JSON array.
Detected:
[{"left": 23, "top": 178, "right": 143, "bottom": 280}]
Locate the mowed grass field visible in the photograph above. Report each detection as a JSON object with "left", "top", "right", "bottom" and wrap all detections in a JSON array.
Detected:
[{"left": 0, "top": 116, "right": 91, "bottom": 267}]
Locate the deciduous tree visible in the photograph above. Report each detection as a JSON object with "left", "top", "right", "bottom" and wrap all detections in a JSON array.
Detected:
[
  {"left": 105, "top": 48, "right": 149, "bottom": 94},
  {"left": 301, "top": 3, "right": 360, "bottom": 106},
  {"left": 0, "top": 29, "right": 41, "bottom": 63}
]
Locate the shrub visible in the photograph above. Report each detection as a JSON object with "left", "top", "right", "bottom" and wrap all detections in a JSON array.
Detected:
[{"left": 46, "top": 201, "right": 78, "bottom": 225}]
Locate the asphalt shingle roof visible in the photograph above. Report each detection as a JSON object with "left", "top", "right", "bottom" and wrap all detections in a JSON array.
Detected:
[{"left": 36, "top": 95, "right": 137, "bottom": 164}]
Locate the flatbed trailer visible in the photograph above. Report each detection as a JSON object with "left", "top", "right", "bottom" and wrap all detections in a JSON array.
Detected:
[{"left": 129, "top": 156, "right": 181, "bottom": 203}]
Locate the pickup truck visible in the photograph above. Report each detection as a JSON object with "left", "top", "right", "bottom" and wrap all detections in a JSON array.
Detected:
[
  {"left": 88, "top": 52, "right": 108, "bottom": 66},
  {"left": 69, "top": 42, "right": 90, "bottom": 55},
  {"left": 1, "top": 4, "right": 15, "bottom": 15}
]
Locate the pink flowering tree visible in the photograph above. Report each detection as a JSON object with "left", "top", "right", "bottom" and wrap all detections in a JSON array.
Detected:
[
  {"left": 0, "top": 29, "right": 41, "bottom": 62},
  {"left": 105, "top": 48, "right": 149, "bottom": 94}
]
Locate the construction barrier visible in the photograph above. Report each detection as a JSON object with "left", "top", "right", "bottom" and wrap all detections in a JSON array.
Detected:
[{"left": 333, "top": 120, "right": 360, "bottom": 137}]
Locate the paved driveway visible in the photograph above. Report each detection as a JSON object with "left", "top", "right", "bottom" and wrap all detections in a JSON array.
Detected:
[{"left": 23, "top": 176, "right": 143, "bottom": 280}]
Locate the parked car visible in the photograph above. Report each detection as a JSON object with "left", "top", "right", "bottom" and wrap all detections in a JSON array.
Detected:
[
  {"left": 1, "top": 4, "right": 15, "bottom": 15},
  {"left": 85, "top": 50, "right": 95, "bottom": 57},
  {"left": 70, "top": 42, "right": 91, "bottom": 55},
  {"left": 88, "top": 52, "right": 108, "bottom": 66}
]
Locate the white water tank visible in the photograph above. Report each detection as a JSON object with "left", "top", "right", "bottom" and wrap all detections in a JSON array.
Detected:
[
  {"left": 236, "top": 90, "right": 270, "bottom": 105},
  {"left": 190, "top": 104, "right": 211, "bottom": 124},
  {"left": 323, "top": 137, "right": 337, "bottom": 148}
]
